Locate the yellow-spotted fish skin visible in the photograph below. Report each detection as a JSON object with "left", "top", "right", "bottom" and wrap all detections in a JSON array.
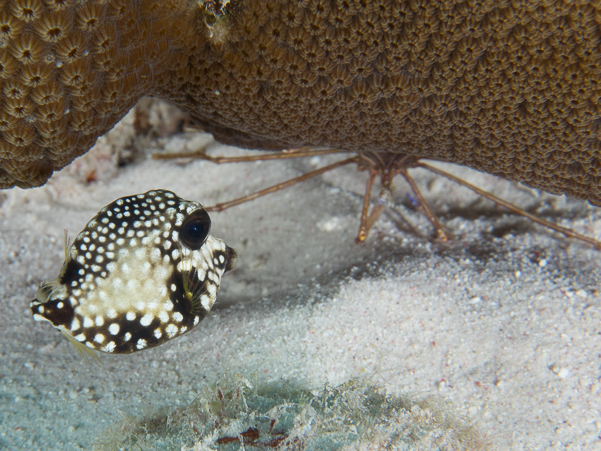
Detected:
[{"left": 30, "top": 190, "right": 237, "bottom": 355}]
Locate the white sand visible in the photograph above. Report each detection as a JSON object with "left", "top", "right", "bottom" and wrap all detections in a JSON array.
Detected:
[{"left": 1, "top": 107, "right": 600, "bottom": 450}]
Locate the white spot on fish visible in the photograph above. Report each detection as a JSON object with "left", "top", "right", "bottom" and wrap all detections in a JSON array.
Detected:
[
  {"left": 140, "top": 314, "right": 153, "bottom": 326},
  {"left": 208, "top": 284, "right": 217, "bottom": 297},
  {"left": 201, "top": 295, "right": 212, "bottom": 310},
  {"left": 158, "top": 311, "right": 169, "bottom": 322},
  {"left": 166, "top": 324, "right": 178, "bottom": 338},
  {"left": 70, "top": 318, "right": 80, "bottom": 331}
]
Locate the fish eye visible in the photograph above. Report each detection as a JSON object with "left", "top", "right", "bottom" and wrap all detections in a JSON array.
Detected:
[{"left": 180, "top": 208, "right": 211, "bottom": 250}]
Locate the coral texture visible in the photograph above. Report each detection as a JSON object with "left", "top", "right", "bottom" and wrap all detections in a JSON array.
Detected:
[{"left": 0, "top": 0, "right": 600, "bottom": 205}]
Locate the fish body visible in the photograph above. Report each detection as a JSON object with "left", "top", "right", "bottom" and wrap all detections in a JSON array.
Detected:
[{"left": 30, "top": 190, "right": 236, "bottom": 356}]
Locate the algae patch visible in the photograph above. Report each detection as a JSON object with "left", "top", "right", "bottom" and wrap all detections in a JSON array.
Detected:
[{"left": 94, "top": 374, "right": 486, "bottom": 450}]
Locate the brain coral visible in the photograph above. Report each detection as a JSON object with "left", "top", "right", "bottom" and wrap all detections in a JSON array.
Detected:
[{"left": 0, "top": 0, "right": 600, "bottom": 206}]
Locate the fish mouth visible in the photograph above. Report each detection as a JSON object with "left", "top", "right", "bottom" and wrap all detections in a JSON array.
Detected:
[{"left": 224, "top": 245, "right": 238, "bottom": 273}]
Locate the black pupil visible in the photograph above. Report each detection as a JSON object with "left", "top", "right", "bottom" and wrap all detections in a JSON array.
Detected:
[{"left": 186, "top": 222, "right": 205, "bottom": 238}]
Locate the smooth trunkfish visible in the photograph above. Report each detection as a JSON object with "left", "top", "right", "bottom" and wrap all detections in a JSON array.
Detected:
[{"left": 30, "top": 189, "right": 237, "bottom": 362}]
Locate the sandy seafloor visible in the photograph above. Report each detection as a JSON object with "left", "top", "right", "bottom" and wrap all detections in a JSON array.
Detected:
[{"left": 1, "top": 104, "right": 600, "bottom": 450}]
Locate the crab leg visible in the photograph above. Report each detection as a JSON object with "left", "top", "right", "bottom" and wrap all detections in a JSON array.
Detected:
[
  {"left": 153, "top": 146, "right": 350, "bottom": 162},
  {"left": 417, "top": 162, "right": 601, "bottom": 250},
  {"left": 206, "top": 157, "right": 358, "bottom": 212},
  {"left": 398, "top": 167, "right": 452, "bottom": 241},
  {"left": 356, "top": 169, "right": 379, "bottom": 243}
]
